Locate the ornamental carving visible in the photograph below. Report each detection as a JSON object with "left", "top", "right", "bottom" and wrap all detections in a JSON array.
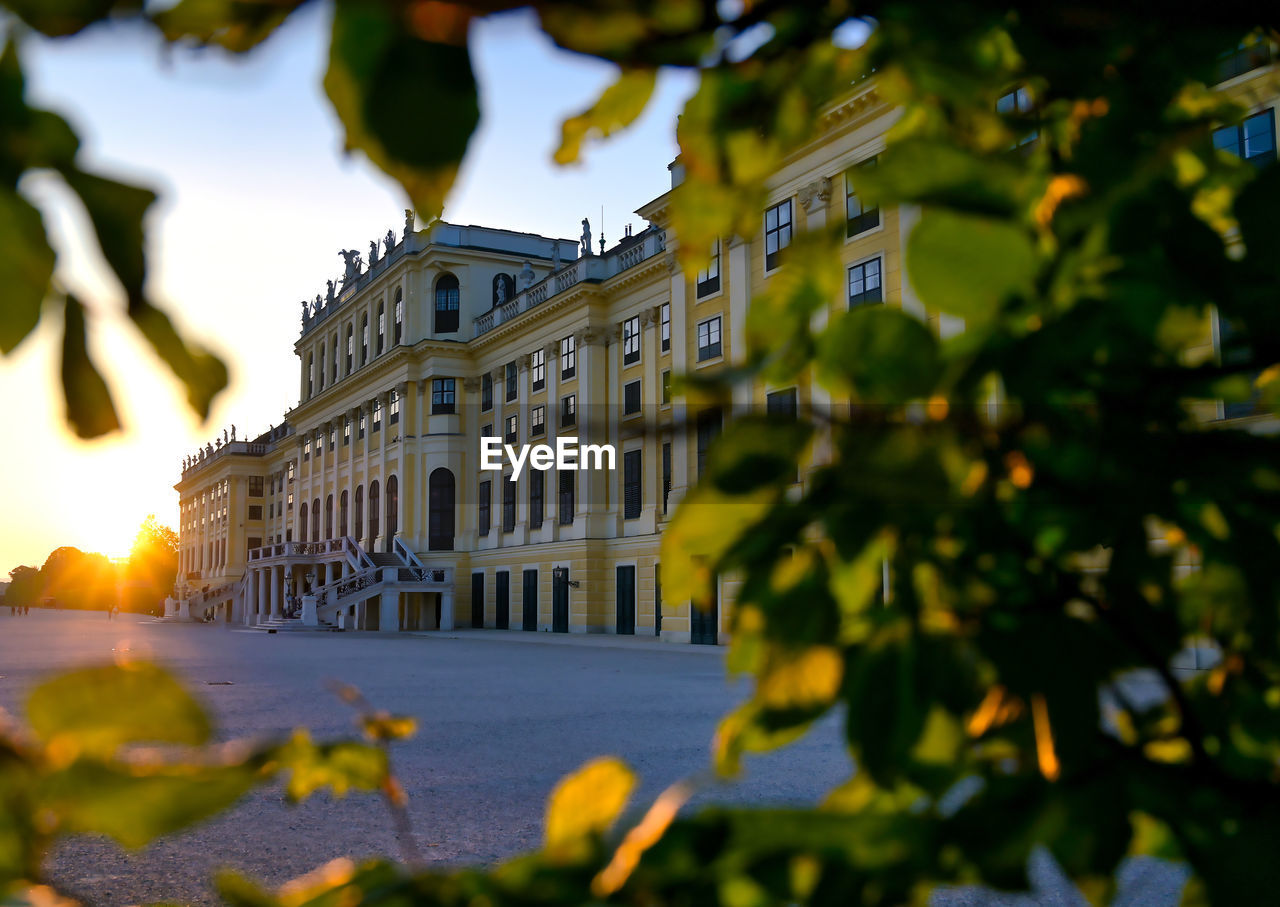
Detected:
[{"left": 799, "top": 176, "right": 833, "bottom": 213}]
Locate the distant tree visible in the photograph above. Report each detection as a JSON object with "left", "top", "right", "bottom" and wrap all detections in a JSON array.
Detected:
[
  {"left": 123, "top": 514, "right": 179, "bottom": 613},
  {"left": 5, "top": 564, "right": 40, "bottom": 606},
  {"left": 39, "top": 546, "right": 116, "bottom": 611}
]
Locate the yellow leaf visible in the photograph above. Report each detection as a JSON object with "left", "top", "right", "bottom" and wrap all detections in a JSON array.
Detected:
[
  {"left": 545, "top": 756, "right": 635, "bottom": 861},
  {"left": 757, "top": 647, "right": 844, "bottom": 710},
  {"left": 555, "top": 69, "right": 657, "bottom": 165},
  {"left": 660, "top": 485, "right": 776, "bottom": 606}
]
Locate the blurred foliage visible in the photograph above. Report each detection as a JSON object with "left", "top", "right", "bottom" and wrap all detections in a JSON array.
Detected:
[
  {"left": 3, "top": 515, "right": 177, "bottom": 612},
  {"left": 3, "top": 0, "right": 1280, "bottom": 905}
]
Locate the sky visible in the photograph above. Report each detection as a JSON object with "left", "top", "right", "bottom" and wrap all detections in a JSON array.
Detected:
[{"left": 0, "top": 4, "right": 697, "bottom": 570}]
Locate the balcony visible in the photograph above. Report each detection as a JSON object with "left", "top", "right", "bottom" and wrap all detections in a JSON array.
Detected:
[{"left": 472, "top": 227, "right": 666, "bottom": 339}]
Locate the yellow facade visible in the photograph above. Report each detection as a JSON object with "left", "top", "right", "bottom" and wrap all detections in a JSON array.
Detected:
[{"left": 175, "top": 54, "right": 1278, "bottom": 640}]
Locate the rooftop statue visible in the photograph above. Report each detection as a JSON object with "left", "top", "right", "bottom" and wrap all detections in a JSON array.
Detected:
[
  {"left": 326, "top": 280, "right": 335, "bottom": 306},
  {"left": 340, "top": 249, "right": 363, "bottom": 283},
  {"left": 369, "top": 239, "right": 380, "bottom": 266},
  {"left": 519, "top": 260, "right": 535, "bottom": 290},
  {"left": 384, "top": 229, "right": 395, "bottom": 255},
  {"left": 581, "top": 217, "right": 592, "bottom": 257},
  {"left": 300, "top": 299, "right": 309, "bottom": 323},
  {"left": 404, "top": 208, "right": 414, "bottom": 239},
  {"left": 230, "top": 425, "right": 236, "bottom": 441}
]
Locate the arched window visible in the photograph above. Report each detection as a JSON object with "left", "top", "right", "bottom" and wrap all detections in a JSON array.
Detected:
[
  {"left": 361, "top": 313, "right": 369, "bottom": 364},
  {"left": 376, "top": 301, "right": 385, "bottom": 355},
  {"left": 368, "top": 480, "right": 381, "bottom": 544},
  {"left": 345, "top": 324, "right": 354, "bottom": 373},
  {"left": 385, "top": 475, "right": 398, "bottom": 552},
  {"left": 354, "top": 485, "right": 364, "bottom": 543},
  {"left": 311, "top": 498, "right": 320, "bottom": 541},
  {"left": 339, "top": 490, "right": 349, "bottom": 537},
  {"left": 325, "top": 494, "right": 334, "bottom": 539},
  {"left": 428, "top": 468, "right": 455, "bottom": 551},
  {"left": 435, "top": 274, "right": 460, "bottom": 333},
  {"left": 299, "top": 502, "right": 308, "bottom": 542},
  {"left": 393, "top": 289, "right": 403, "bottom": 345}
]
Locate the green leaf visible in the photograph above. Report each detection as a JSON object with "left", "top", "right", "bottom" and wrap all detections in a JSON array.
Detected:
[
  {"left": 817, "top": 305, "right": 941, "bottom": 402},
  {"left": 545, "top": 756, "right": 635, "bottom": 862},
  {"left": 26, "top": 662, "right": 210, "bottom": 757},
  {"left": 705, "top": 416, "right": 813, "bottom": 493},
  {"left": 59, "top": 296, "right": 121, "bottom": 439},
  {"left": 555, "top": 68, "right": 657, "bottom": 165},
  {"left": 907, "top": 209, "right": 1035, "bottom": 324},
  {"left": 660, "top": 485, "right": 777, "bottom": 606},
  {"left": 0, "top": 187, "right": 54, "bottom": 354},
  {"left": 324, "top": 0, "right": 479, "bottom": 221},
  {"left": 128, "top": 300, "right": 229, "bottom": 420},
  {"left": 1234, "top": 163, "right": 1280, "bottom": 275},
  {"left": 2, "top": 0, "right": 121, "bottom": 37},
  {"left": 273, "top": 731, "right": 388, "bottom": 802},
  {"left": 61, "top": 168, "right": 155, "bottom": 306},
  {"left": 38, "top": 760, "right": 258, "bottom": 848},
  {"left": 152, "top": 0, "right": 309, "bottom": 53}
]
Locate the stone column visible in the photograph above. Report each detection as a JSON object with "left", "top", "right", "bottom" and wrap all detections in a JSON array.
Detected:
[
  {"left": 801, "top": 179, "right": 834, "bottom": 472},
  {"left": 270, "top": 564, "right": 282, "bottom": 618},
  {"left": 667, "top": 263, "right": 690, "bottom": 513},
  {"left": 439, "top": 586, "right": 454, "bottom": 631}
]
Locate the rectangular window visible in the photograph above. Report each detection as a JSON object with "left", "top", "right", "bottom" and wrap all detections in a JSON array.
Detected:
[
  {"left": 697, "top": 316, "right": 722, "bottom": 361},
  {"left": 531, "top": 349, "right": 545, "bottom": 391},
  {"left": 505, "top": 361, "right": 518, "bottom": 401},
  {"left": 346, "top": 327, "right": 353, "bottom": 373},
  {"left": 623, "top": 449, "right": 642, "bottom": 520},
  {"left": 505, "top": 414, "right": 518, "bottom": 444},
  {"left": 561, "top": 394, "right": 576, "bottom": 427},
  {"left": 848, "top": 258, "right": 883, "bottom": 307},
  {"left": 248, "top": 504, "right": 263, "bottom": 520},
  {"left": 481, "top": 372, "right": 493, "bottom": 411},
  {"left": 697, "top": 408, "right": 722, "bottom": 478},
  {"left": 287, "top": 491, "right": 294, "bottom": 510},
  {"left": 531, "top": 404, "right": 546, "bottom": 437},
  {"left": 432, "top": 377, "right": 456, "bottom": 414},
  {"left": 482, "top": 423, "right": 492, "bottom": 443},
  {"left": 696, "top": 240, "right": 720, "bottom": 297},
  {"left": 394, "top": 295, "right": 403, "bottom": 345},
  {"left": 660, "top": 303, "right": 670, "bottom": 352},
  {"left": 389, "top": 389, "right": 400, "bottom": 425},
  {"left": 248, "top": 476, "right": 264, "bottom": 497},
  {"left": 1214, "top": 109, "right": 1277, "bottom": 169},
  {"left": 248, "top": 537, "right": 261, "bottom": 554},
  {"left": 502, "top": 474, "right": 516, "bottom": 532},
  {"left": 844, "top": 158, "right": 880, "bottom": 237},
  {"left": 359, "top": 412, "right": 366, "bottom": 439},
  {"left": 997, "top": 86, "right": 1039, "bottom": 147},
  {"left": 764, "top": 199, "right": 792, "bottom": 271},
  {"left": 344, "top": 419, "right": 351, "bottom": 445},
  {"left": 529, "top": 469, "right": 544, "bottom": 529},
  {"left": 372, "top": 399, "right": 381, "bottom": 432},
  {"left": 624, "top": 380, "right": 641, "bottom": 415},
  {"left": 623, "top": 315, "right": 641, "bottom": 365},
  {"left": 328, "top": 428, "right": 336, "bottom": 451},
  {"left": 662, "top": 441, "right": 671, "bottom": 515},
  {"left": 558, "top": 470, "right": 575, "bottom": 524},
  {"left": 303, "top": 439, "right": 311, "bottom": 461},
  {"left": 767, "top": 388, "right": 799, "bottom": 483},
  {"left": 561, "top": 334, "right": 576, "bottom": 379},
  {"left": 661, "top": 369, "right": 672, "bottom": 405},
  {"left": 478, "top": 480, "right": 491, "bottom": 537}
]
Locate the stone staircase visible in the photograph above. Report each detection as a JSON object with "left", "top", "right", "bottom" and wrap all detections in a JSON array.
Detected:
[{"left": 252, "top": 615, "right": 341, "bottom": 632}]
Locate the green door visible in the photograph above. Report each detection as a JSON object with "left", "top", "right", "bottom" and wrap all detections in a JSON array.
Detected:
[
  {"left": 470, "top": 572, "right": 484, "bottom": 628},
  {"left": 616, "top": 565, "right": 635, "bottom": 635},
  {"left": 522, "top": 569, "right": 538, "bottom": 631},
  {"left": 552, "top": 567, "right": 569, "bottom": 633},
  {"left": 496, "top": 571, "right": 510, "bottom": 630},
  {"left": 690, "top": 576, "right": 717, "bottom": 645}
]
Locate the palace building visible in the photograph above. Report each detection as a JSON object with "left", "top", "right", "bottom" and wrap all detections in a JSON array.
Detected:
[{"left": 173, "top": 46, "right": 1278, "bottom": 640}]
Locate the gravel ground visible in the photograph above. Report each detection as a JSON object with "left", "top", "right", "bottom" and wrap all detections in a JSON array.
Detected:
[
  {"left": 0, "top": 611, "right": 850, "bottom": 906},
  {"left": 0, "top": 611, "right": 1186, "bottom": 907}
]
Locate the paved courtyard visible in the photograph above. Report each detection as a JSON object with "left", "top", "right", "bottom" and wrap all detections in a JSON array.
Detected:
[{"left": 0, "top": 610, "right": 850, "bottom": 905}]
